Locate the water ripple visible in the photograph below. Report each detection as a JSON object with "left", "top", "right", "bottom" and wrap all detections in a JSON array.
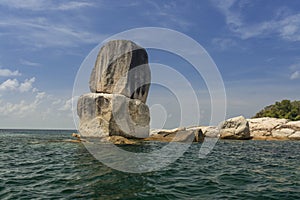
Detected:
[{"left": 0, "top": 130, "right": 299, "bottom": 199}]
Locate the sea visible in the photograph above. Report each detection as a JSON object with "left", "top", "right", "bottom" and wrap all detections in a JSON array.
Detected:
[{"left": 0, "top": 129, "right": 299, "bottom": 199}]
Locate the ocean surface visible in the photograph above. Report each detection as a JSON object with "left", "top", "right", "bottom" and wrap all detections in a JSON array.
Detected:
[{"left": 0, "top": 129, "right": 299, "bottom": 199}]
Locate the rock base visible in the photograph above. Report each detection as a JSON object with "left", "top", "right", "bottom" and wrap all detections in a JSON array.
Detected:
[{"left": 77, "top": 93, "right": 150, "bottom": 138}]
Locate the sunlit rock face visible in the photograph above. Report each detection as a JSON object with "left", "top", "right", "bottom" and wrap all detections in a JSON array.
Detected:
[
  {"left": 77, "top": 40, "right": 151, "bottom": 139},
  {"left": 89, "top": 40, "right": 151, "bottom": 103},
  {"left": 220, "top": 116, "right": 251, "bottom": 140},
  {"left": 77, "top": 93, "right": 150, "bottom": 138}
]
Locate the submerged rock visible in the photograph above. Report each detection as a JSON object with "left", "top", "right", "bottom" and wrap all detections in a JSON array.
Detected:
[{"left": 89, "top": 40, "right": 151, "bottom": 103}]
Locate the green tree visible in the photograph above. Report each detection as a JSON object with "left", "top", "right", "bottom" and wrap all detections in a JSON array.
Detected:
[{"left": 253, "top": 99, "right": 300, "bottom": 121}]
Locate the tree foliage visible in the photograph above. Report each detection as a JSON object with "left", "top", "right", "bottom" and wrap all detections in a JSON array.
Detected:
[{"left": 253, "top": 100, "right": 300, "bottom": 121}]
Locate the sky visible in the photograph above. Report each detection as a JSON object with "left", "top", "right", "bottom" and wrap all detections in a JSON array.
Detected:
[{"left": 0, "top": 0, "right": 300, "bottom": 129}]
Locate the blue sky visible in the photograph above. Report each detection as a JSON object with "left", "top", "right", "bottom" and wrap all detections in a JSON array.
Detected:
[{"left": 0, "top": 0, "right": 300, "bottom": 129}]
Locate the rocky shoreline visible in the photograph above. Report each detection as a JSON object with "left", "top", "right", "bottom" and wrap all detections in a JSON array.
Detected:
[
  {"left": 151, "top": 116, "right": 300, "bottom": 142},
  {"left": 73, "top": 116, "right": 300, "bottom": 144},
  {"left": 75, "top": 40, "right": 300, "bottom": 144}
]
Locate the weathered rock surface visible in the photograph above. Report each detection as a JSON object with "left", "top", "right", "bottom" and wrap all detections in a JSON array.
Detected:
[
  {"left": 147, "top": 127, "right": 204, "bottom": 143},
  {"left": 77, "top": 93, "right": 150, "bottom": 138},
  {"left": 89, "top": 40, "right": 151, "bottom": 103},
  {"left": 200, "top": 126, "right": 220, "bottom": 138},
  {"left": 288, "top": 131, "right": 300, "bottom": 140},
  {"left": 248, "top": 117, "right": 289, "bottom": 138},
  {"left": 107, "top": 136, "right": 138, "bottom": 145},
  {"left": 220, "top": 116, "right": 251, "bottom": 140},
  {"left": 248, "top": 117, "right": 300, "bottom": 140},
  {"left": 279, "top": 121, "right": 300, "bottom": 131}
]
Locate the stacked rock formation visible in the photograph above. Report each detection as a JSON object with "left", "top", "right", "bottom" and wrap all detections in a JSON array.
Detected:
[{"left": 77, "top": 40, "right": 151, "bottom": 139}]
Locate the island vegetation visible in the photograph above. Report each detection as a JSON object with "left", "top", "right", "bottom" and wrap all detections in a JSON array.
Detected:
[{"left": 253, "top": 100, "right": 300, "bottom": 121}]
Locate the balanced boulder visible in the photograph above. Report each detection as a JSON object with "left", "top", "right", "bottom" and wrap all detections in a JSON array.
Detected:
[
  {"left": 78, "top": 40, "right": 151, "bottom": 139},
  {"left": 89, "top": 40, "right": 151, "bottom": 103}
]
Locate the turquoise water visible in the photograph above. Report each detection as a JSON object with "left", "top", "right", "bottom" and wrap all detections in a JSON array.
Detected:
[{"left": 0, "top": 129, "right": 299, "bottom": 199}]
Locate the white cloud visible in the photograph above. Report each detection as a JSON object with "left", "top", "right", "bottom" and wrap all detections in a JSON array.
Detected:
[
  {"left": 0, "top": 68, "right": 21, "bottom": 77},
  {"left": 20, "top": 59, "right": 41, "bottom": 67},
  {"left": 59, "top": 98, "right": 72, "bottom": 111},
  {"left": 0, "top": 79, "right": 19, "bottom": 91},
  {"left": 0, "top": 92, "right": 44, "bottom": 117},
  {"left": 0, "top": 0, "right": 93, "bottom": 11},
  {"left": 212, "top": 38, "right": 237, "bottom": 50},
  {"left": 0, "top": 17, "right": 106, "bottom": 48},
  {"left": 57, "top": 2, "right": 94, "bottom": 10},
  {"left": 59, "top": 96, "right": 79, "bottom": 112},
  {"left": 0, "top": 77, "right": 36, "bottom": 92},
  {"left": 0, "top": 0, "right": 50, "bottom": 10},
  {"left": 19, "top": 77, "right": 36, "bottom": 92},
  {"left": 279, "top": 14, "right": 300, "bottom": 41},
  {"left": 290, "top": 71, "right": 300, "bottom": 80},
  {"left": 0, "top": 88, "right": 76, "bottom": 128},
  {"left": 212, "top": 0, "right": 300, "bottom": 41},
  {"left": 0, "top": 68, "right": 75, "bottom": 128},
  {"left": 142, "top": 0, "right": 192, "bottom": 30}
]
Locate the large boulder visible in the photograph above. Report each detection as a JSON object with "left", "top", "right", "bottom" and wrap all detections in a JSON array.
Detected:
[
  {"left": 77, "top": 93, "right": 150, "bottom": 138},
  {"left": 248, "top": 117, "right": 300, "bottom": 140},
  {"left": 89, "top": 40, "right": 151, "bottom": 103},
  {"left": 248, "top": 117, "right": 289, "bottom": 138},
  {"left": 220, "top": 116, "right": 251, "bottom": 139}
]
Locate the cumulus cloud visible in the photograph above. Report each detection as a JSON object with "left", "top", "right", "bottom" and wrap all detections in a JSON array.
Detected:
[
  {"left": 290, "top": 71, "right": 300, "bottom": 80},
  {"left": 0, "top": 79, "right": 19, "bottom": 91},
  {"left": 59, "top": 96, "right": 79, "bottom": 112},
  {"left": 0, "top": 77, "right": 36, "bottom": 92},
  {"left": 0, "top": 68, "right": 74, "bottom": 128},
  {"left": 0, "top": 68, "right": 21, "bottom": 77},
  {"left": 0, "top": 92, "right": 45, "bottom": 117},
  {"left": 19, "top": 77, "right": 36, "bottom": 92}
]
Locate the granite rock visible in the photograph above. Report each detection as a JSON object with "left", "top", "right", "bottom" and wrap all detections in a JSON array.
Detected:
[
  {"left": 200, "top": 126, "right": 220, "bottom": 138},
  {"left": 77, "top": 93, "right": 150, "bottom": 138},
  {"left": 220, "top": 116, "right": 251, "bottom": 140},
  {"left": 148, "top": 127, "right": 204, "bottom": 143},
  {"left": 89, "top": 40, "right": 151, "bottom": 103}
]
